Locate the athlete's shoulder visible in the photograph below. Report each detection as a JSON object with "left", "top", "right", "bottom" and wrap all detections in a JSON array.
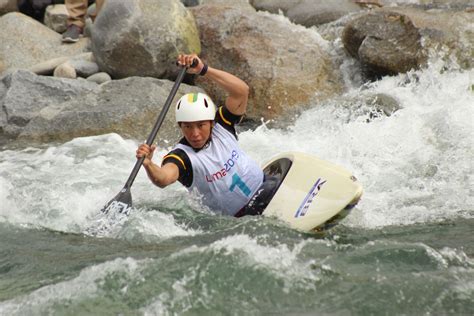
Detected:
[
  {"left": 163, "top": 148, "right": 188, "bottom": 169},
  {"left": 215, "top": 106, "right": 243, "bottom": 126},
  {"left": 215, "top": 106, "right": 242, "bottom": 139},
  {"left": 162, "top": 147, "right": 193, "bottom": 187}
]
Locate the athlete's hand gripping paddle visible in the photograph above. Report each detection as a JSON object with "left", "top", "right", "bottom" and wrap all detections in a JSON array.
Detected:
[{"left": 100, "top": 59, "right": 198, "bottom": 215}]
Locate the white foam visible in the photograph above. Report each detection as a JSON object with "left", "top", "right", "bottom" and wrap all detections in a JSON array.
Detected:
[
  {"left": 111, "top": 208, "right": 202, "bottom": 241},
  {"left": 0, "top": 257, "right": 145, "bottom": 315},
  {"left": 0, "top": 134, "right": 200, "bottom": 238},
  {"left": 171, "top": 234, "right": 321, "bottom": 292},
  {"left": 238, "top": 63, "right": 474, "bottom": 229},
  {"left": 1, "top": 59, "right": 472, "bottom": 232}
]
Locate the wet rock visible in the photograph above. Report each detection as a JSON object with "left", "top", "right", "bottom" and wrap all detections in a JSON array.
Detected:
[
  {"left": 191, "top": 4, "right": 344, "bottom": 122},
  {"left": 250, "top": 0, "right": 363, "bottom": 26},
  {"left": 378, "top": 6, "right": 474, "bottom": 70},
  {"left": 335, "top": 92, "right": 401, "bottom": 123},
  {"left": 342, "top": 11, "right": 426, "bottom": 77},
  {"left": 43, "top": 4, "right": 68, "bottom": 33},
  {"left": 91, "top": 0, "right": 201, "bottom": 79},
  {"left": 365, "top": 93, "right": 401, "bottom": 121},
  {"left": 0, "top": 12, "right": 89, "bottom": 74}
]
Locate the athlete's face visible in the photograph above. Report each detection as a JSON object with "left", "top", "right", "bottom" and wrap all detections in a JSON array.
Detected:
[{"left": 180, "top": 120, "right": 213, "bottom": 149}]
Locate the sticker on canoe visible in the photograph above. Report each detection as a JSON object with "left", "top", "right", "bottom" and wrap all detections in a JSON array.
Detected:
[{"left": 294, "top": 178, "right": 327, "bottom": 218}]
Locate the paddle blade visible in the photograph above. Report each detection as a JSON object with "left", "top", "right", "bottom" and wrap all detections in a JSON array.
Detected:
[{"left": 101, "top": 187, "right": 132, "bottom": 215}]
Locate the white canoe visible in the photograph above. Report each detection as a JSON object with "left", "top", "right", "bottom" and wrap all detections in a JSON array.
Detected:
[{"left": 262, "top": 152, "right": 363, "bottom": 232}]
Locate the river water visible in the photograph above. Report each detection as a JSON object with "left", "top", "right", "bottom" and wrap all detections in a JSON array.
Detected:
[{"left": 1, "top": 21, "right": 473, "bottom": 316}]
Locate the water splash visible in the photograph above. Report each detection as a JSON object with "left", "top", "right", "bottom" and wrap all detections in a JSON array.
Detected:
[{"left": 0, "top": 60, "right": 472, "bottom": 233}]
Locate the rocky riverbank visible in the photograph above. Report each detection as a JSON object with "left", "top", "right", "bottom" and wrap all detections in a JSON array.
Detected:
[{"left": 1, "top": 0, "right": 472, "bottom": 147}]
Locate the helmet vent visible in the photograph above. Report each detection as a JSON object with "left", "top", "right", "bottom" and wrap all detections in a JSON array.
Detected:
[
  {"left": 204, "top": 98, "right": 209, "bottom": 108},
  {"left": 177, "top": 100, "right": 181, "bottom": 110}
]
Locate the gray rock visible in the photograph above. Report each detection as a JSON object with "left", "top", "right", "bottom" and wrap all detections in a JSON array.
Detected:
[
  {"left": 365, "top": 93, "right": 401, "bottom": 121},
  {"left": 54, "top": 62, "right": 77, "bottom": 79},
  {"left": 86, "top": 3, "right": 96, "bottom": 18},
  {"left": 68, "top": 59, "right": 100, "bottom": 78},
  {"left": 287, "top": 0, "right": 362, "bottom": 26},
  {"left": 379, "top": 6, "right": 474, "bottom": 70},
  {"left": 43, "top": 4, "right": 68, "bottom": 33},
  {"left": 0, "top": 70, "right": 204, "bottom": 146},
  {"left": 0, "top": 70, "right": 97, "bottom": 140},
  {"left": 90, "top": 0, "right": 201, "bottom": 79},
  {"left": 251, "top": 0, "right": 362, "bottom": 26},
  {"left": 83, "top": 4, "right": 96, "bottom": 37},
  {"left": 0, "top": 12, "right": 90, "bottom": 74},
  {"left": 28, "top": 52, "right": 93, "bottom": 76},
  {"left": 342, "top": 7, "right": 473, "bottom": 77},
  {"left": 342, "top": 11, "right": 426, "bottom": 77},
  {"left": 191, "top": 4, "right": 344, "bottom": 122},
  {"left": 19, "top": 77, "right": 204, "bottom": 145},
  {"left": 249, "top": 0, "right": 295, "bottom": 14},
  {"left": 334, "top": 92, "right": 401, "bottom": 123},
  {"left": 86, "top": 72, "right": 112, "bottom": 84}
]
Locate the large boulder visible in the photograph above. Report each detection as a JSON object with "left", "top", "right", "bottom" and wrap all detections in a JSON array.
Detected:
[
  {"left": 91, "top": 0, "right": 201, "bottom": 79},
  {"left": 191, "top": 4, "right": 344, "bottom": 122},
  {"left": 342, "top": 11, "right": 426, "bottom": 77},
  {"left": 0, "top": 70, "right": 97, "bottom": 141},
  {"left": 0, "top": 12, "right": 89, "bottom": 75},
  {"left": 0, "top": 70, "right": 203, "bottom": 146},
  {"left": 341, "top": 7, "right": 473, "bottom": 78},
  {"left": 379, "top": 6, "right": 474, "bottom": 70},
  {"left": 43, "top": 4, "right": 68, "bottom": 33}
]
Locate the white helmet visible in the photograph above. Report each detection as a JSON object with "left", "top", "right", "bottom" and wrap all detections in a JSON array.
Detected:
[{"left": 175, "top": 92, "right": 216, "bottom": 123}]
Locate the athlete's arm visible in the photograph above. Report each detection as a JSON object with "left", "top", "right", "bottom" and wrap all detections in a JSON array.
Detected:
[
  {"left": 177, "top": 54, "right": 250, "bottom": 116},
  {"left": 136, "top": 144, "right": 179, "bottom": 188}
]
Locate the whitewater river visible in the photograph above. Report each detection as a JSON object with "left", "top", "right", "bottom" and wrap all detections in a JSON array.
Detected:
[{"left": 1, "top": 32, "right": 473, "bottom": 316}]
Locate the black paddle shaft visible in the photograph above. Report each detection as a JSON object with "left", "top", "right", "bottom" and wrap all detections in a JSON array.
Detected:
[
  {"left": 101, "top": 60, "right": 197, "bottom": 214},
  {"left": 123, "top": 61, "right": 196, "bottom": 190}
]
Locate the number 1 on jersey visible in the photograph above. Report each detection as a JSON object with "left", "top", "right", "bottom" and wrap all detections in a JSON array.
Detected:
[{"left": 230, "top": 173, "right": 251, "bottom": 196}]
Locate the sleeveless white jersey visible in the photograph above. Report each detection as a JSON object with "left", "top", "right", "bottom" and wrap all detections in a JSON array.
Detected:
[{"left": 175, "top": 123, "right": 263, "bottom": 216}]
